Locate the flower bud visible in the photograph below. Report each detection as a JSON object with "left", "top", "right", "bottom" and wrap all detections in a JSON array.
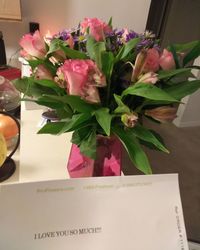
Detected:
[
  {"left": 121, "top": 113, "right": 138, "bottom": 128},
  {"left": 159, "top": 49, "right": 175, "bottom": 71}
]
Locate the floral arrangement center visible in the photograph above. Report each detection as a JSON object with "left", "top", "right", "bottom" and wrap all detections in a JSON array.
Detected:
[{"left": 15, "top": 17, "right": 200, "bottom": 176}]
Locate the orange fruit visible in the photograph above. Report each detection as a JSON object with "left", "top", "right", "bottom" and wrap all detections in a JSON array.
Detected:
[
  {"left": 0, "top": 132, "right": 7, "bottom": 166},
  {"left": 0, "top": 114, "right": 18, "bottom": 140}
]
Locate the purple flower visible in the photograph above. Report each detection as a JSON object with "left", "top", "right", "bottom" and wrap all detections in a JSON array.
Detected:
[{"left": 125, "top": 30, "right": 138, "bottom": 42}]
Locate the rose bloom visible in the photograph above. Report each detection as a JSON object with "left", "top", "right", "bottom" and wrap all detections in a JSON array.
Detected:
[
  {"left": 34, "top": 65, "right": 53, "bottom": 80},
  {"left": 57, "top": 59, "right": 106, "bottom": 103},
  {"left": 20, "top": 30, "right": 46, "bottom": 59},
  {"left": 81, "top": 17, "right": 112, "bottom": 41},
  {"left": 143, "top": 48, "right": 160, "bottom": 73},
  {"left": 159, "top": 49, "right": 175, "bottom": 70},
  {"left": 145, "top": 106, "right": 177, "bottom": 123}
]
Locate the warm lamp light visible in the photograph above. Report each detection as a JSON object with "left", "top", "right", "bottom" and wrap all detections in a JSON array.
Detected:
[{"left": 44, "top": 30, "right": 53, "bottom": 45}]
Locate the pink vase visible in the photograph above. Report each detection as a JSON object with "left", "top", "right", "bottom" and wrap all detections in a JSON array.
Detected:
[{"left": 67, "top": 136, "right": 122, "bottom": 178}]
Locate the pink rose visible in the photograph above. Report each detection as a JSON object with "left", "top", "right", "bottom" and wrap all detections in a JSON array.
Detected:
[
  {"left": 19, "top": 30, "right": 46, "bottom": 59},
  {"left": 57, "top": 59, "right": 106, "bottom": 103},
  {"left": 81, "top": 17, "right": 112, "bottom": 41},
  {"left": 143, "top": 48, "right": 160, "bottom": 73},
  {"left": 34, "top": 65, "right": 53, "bottom": 80},
  {"left": 159, "top": 49, "right": 175, "bottom": 70},
  {"left": 19, "top": 49, "right": 33, "bottom": 60},
  {"left": 145, "top": 106, "right": 177, "bottom": 123}
]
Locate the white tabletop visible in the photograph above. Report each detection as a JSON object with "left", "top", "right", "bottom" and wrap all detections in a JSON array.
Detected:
[{"left": 4, "top": 105, "right": 71, "bottom": 183}]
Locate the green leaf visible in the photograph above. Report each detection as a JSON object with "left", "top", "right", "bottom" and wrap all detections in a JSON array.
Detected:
[
  {"left": 108, "top": 17, "right": 112, "bottom": 27},
  {"left": 183, "top": 41, "right": 200, "bottom": 66},
  {"left": 139, "top": 130, "right": 167, "bottom": 151},
  {"left": 56, "top": 106, "right": 73, "bottom": 119},
  {"left": 170, "top": 41, "right": 200, "bottom": 52},
  {"left": 35, "top": 99, "right": 64, "bottom": 109},
  {"left": 42, "top": 94, "right": 97, "bottom": 113},
  {"left": 37, "top": 122, "right": 67, "bottom": 135},
  {"left": 86, "top": 36, "right": 106, "bottom": 68},
  {"left": 59, "top": 113, "right": 92, "bottom": 134},
  {"left": 48, "top": 38, "right": 88, "bottom": 59},
  {"left": 169, "top": 44, "right": 180, "bottom": 68},
  {"left": 13, "top": 77, "right": 29, "bottom": 94},
  {"left": 60, "top": 45, "right": 88, "bottom": 59},
  {"left": 38, "top": 113, "right": 92, "bottom": 135},
  {"left": 158, "top": 68, "right": 191, "bottom": 80},
  {"left": 112, "top": 125, "right": 152, "bottom": 174},
  {"left": 114, "top": 94, "right": 130, "bottom": 113},
  {"left": 122, "top": 82, "right": 178, "bottom": 102},
  {"left": 115, "top": 37, "right": 140, "bottom": 61},
  {"left": 33, "top": 95, "right": 73, "bottom": 117},
  {"left": 47, "top": 38, "right": 61, "bottom": 54},
  {"left": 164, "top": 80, "right": 200, "bottom": 100},
  {"left": 86, "top": 36, "right": 96, "bottom": 59},
  {"left": 101, "top": 51, "right": 114, "bottom": 79},
  {"left": 79, "top": 129, "right": 97, "bottom": 159},
  {"left": 13, "top": 77, "right": 57, "bottom": 97},
  {"left": 34, "top": 79, "right": 61, "bottom": 89},
  {"left": 43, "top": 60, "right": 58, "bottom": 75},
  {"left": 94, "top": 108, "right": 112, "bottom": 136},
  {"left": 131, "top": 125, "right": 169, "bottom": 153},
  {"left": 71, "top": 127, "right": 92, "bottom": 146},
  {"left": 27, "top": 59, "right": 44, "bottom": 70}
]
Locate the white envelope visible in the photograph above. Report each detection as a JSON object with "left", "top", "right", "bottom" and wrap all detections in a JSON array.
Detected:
[{"left": 0, "top": 174, "right": 188, "bottom": 250}]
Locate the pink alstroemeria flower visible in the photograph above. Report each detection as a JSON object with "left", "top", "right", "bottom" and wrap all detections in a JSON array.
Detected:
[
  {"left": 159, "top": 49, "right": 175, "bottom": 70},
  {"left": 143, "top": 48, "right": 160, "bottom": 73},
  {"left": 138, "top": 72, "right": 158, "bottom": 84},
  {"left": 66, "top": 34, "right": 74, "bottom": 49},
  {"left": 19, "top": 30, "right": 46, "bottom": 59},
  {"left": 145, "top": 106, "right": 177, "bottom": 123},
  {"left": 34, "top": 65, "right": 53, "bottom": 80},
  {"left": 81, "top": 17, "right": 112, "bottom": 41},
  {"left": 57, "top": 59, "right": 106, "bottom": 103},
  {"left": 132, "top": 48, "right": 160, "bottom": 82}
]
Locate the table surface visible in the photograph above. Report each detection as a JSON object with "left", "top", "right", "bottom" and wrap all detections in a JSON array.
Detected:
[{"left": 4, "top": 104, "right": 71, "bottom": 184}]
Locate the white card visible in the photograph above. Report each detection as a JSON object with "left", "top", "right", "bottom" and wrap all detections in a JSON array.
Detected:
[{"left": 0, "top": 174, "right": 188, "bottom": 250}]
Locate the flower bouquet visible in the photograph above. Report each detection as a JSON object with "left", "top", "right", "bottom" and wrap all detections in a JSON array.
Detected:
[{"left": 14, "top": 17, "right": 200, "bottom": 176}]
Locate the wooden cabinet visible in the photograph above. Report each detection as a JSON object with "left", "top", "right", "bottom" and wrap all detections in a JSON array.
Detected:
[{"left": 0, "top": 0, "right": 21, "bottom": 21}]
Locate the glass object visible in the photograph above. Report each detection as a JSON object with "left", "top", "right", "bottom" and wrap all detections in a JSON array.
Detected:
[
  {"left": 0, "top": 76, "right": 20, "bottom": 117},
  {"left": 67, "top": 135, "right": 122, "bottom": 178}
]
